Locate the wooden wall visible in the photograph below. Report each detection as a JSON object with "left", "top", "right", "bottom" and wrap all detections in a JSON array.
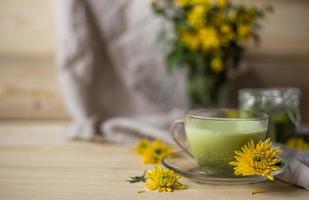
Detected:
[
  {"left": 0, "top": 0, "right": 308, "bottom": 120},
  {"left": 241, "top": 0, "right": 309, "bottom": 122},
  {"left": 0, "top": 0, "right": 68, "bottom": 119}
]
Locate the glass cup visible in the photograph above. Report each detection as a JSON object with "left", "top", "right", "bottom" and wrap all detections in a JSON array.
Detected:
[
  {"left": 239, "top": 88, "right": 300, "bottom": 143},
  {"left": 170, "top": 109, "right": 269, "bottom": 175}
]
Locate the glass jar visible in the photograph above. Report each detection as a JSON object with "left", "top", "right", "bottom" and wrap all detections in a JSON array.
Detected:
[{"left": 239, "top": 88, "right": 301, "bottom": 143}]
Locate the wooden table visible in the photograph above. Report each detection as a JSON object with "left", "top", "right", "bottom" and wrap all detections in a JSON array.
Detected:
[{"left": 0, "top": 120, "right": 308, "bottom": 200}]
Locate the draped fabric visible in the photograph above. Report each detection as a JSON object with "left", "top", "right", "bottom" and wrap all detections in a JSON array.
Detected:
[{"left": 56, "top": 0, "right": 188, "bottom": 140}]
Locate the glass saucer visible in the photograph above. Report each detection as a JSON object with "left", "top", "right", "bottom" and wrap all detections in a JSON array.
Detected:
[{"left": 162, "top": 151, "right": 287, "bottom": 185}]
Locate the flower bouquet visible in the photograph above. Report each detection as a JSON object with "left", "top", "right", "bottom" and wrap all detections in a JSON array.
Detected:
[{"left": 151, "top": 0, "right": 272, "bottom": 107}]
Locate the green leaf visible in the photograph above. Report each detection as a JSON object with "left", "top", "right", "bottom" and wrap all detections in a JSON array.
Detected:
[
  {"left": 127, "top": 170, "right": 147, "bottom": 184},
  {"left": 166, "top": 44, "right": 187, "bottom": 71}
]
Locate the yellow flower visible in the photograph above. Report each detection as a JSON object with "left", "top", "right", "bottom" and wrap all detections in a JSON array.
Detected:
[
  {"left": 286, "top": 137, "right": 309, "bottom": 151},
  {"left": 180, "top": 30, "right": 200, "bottom": 50},
  {"left": 191, "top": 0, "right": 210, "bottom": 5},
  {"left": 238, "top": 24, "right": 253, "bottom": 40},
  {"left": 229, "top": 139, "right": 281, "bottom": 181},
  {"left": 226, "top": 110, "right": 238, "bottom": 118},
  {"left": 136, "top": 139, "right": 151, "bottom": 155},
  {"left": 187, "top": 5, "right": 207, "bottom": 27},
  {"left": 220, "top": 24, "right": 234, "bottom": 43},
  {"left": 210, "top": 57, "right": 224, "bottom": 73},
  {"left": 174, "top": 0, "right": 191, "bottom": 7},
  {"left": 142, "top": 139, "right": 173, "bottom": 164},
  {"left": 143, "top": 148, "right": 158, "bottom": 164},
  {"left": 220, "top": 24, "right": 232, "bottom": 34},
  {"left": 217, "top": 0, "right": 228, "bottom": 7},
  {"left": 175, "top": 0, "right": 211, "bottom": 7},
  {"left": 146, "top": 167, "right": 186, "bottom": 192},
  {"left": 199, "top": 27, "right": 220, "bottom": 51}
]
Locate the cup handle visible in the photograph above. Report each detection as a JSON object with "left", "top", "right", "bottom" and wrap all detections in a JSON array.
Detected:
[
  {"left": 286, "top": 108, "right": 301, "bottom": 128},
  {"left": 170, "top": 119, "right": 194, "bottom": 158}
]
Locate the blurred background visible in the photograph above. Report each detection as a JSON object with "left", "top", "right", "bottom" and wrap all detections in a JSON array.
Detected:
[
  {"left": 0, "top": 0, "right": 308, "bottom": 122},
  {"left": 1, "top": 2, "right": 309, "bottom": 198},
  {"left": 0, "top": 0, "right": 67, "bottom": 119}
]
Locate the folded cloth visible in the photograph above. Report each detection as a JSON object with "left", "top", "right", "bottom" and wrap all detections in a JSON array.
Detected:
[
  {"left": 101, "top": 109, "right": 184, "bottom": 144},
  {"left": 276, "top": 146, "right": 309, "bottom": 191},
  {"left": 56, "top": 0, "right": 188, "bottom": 140}
]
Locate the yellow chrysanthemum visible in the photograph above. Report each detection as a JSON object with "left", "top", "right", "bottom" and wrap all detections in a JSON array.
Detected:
[
  {"left": 146, "top": 167, "right": 186, "bottom": 192},
  {"left": 187, "top": 5, "right": 207, "bottom": 27},
  {"left": 220, "top": 25, "right": 235, "bottom": 43},
  {"left": 210, "top": 57, "right": 224, "bottom": 73},
  {"left": 180, "top": 30, "right": 200, "bottom": 50},
  {"left": 226, "top": 110, "right": 238, "bottom": 118},
  {"left": 217, "top": 0, "right": 228, "bottom": 7},
  {"left": 174, "top": 0, "right": 191, "bottom": 7},
  {"left": 220, "top": 24, "right": 232, "bottom": 34},
  {"left": 199, "top": 27, "right": 220, "bottom": 51},
  {"left": 136, "top": 139, "right": 151, "bottom": 155},
  {"left": 143, "top": 148, "right": 158, "bottom": 164},
  {"left": 142, "top": 139, "right": 173, "bottom": 164},
  {"left": 191, "top": 0, "right": 210, "bottom": 5},
  {"left": 286, "top": 137, "right": 309, "bottom": 151},
  {"left": 237, "top": 24, "right": 253, "bottom": 40},
  {"left": 229, "top": 139, "right": 281, "bottom": 181}
]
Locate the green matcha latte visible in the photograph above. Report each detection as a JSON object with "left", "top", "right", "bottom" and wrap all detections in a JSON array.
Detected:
[{"left": 185, "top": 110, "right": 268, "bottom": 174}]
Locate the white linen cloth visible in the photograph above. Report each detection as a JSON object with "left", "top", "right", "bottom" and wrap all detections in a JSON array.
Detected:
[
  {"left": 276, "top": 145, "right": 309, "bottom": 191},
  {"left": 56, "top": 0, "right": 188, "bottom": 140},
  {"left": 56, "top": 0, "right": 309, "bottom": 191}
]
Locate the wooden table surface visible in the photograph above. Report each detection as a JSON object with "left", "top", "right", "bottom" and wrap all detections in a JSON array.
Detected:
[{"left": 0, "top": 120, "right": 308, "bottom": 200}]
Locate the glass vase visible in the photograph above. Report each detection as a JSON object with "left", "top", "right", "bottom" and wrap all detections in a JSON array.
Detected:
[{"left": 187, "top": 73, "right": 227, "bottom": 108}]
